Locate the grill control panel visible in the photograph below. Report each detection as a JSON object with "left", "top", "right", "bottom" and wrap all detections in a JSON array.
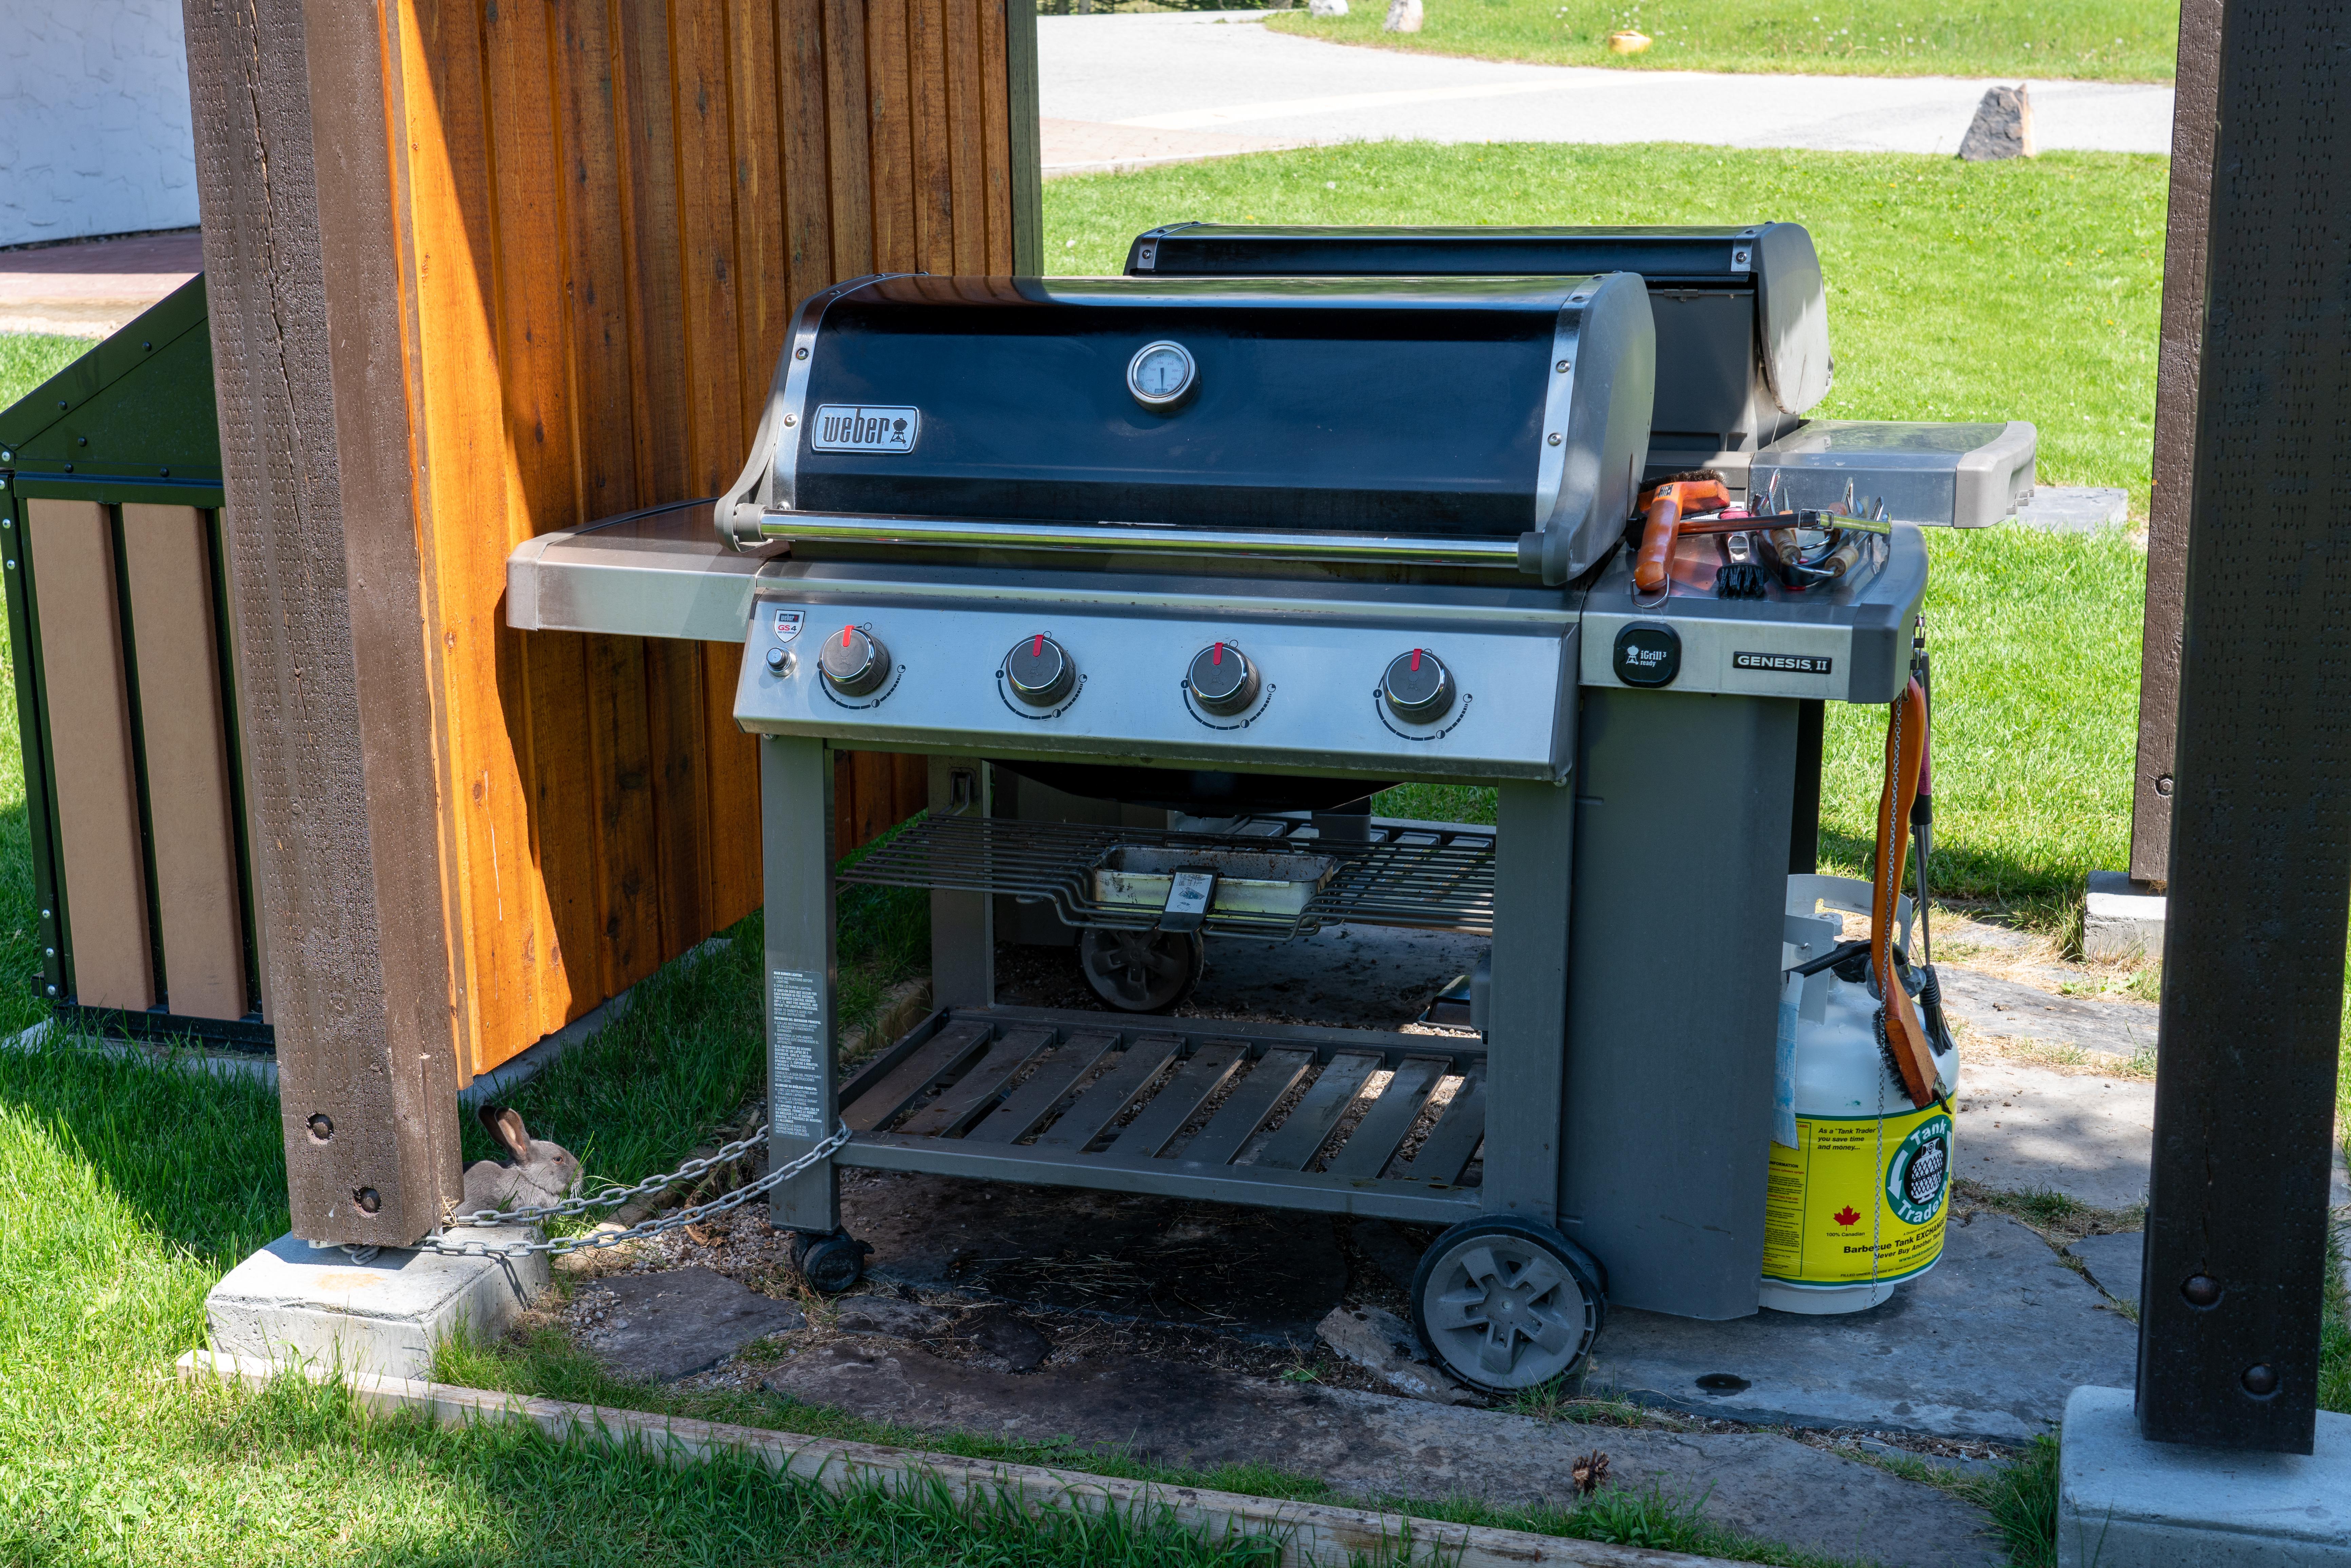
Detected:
[{"left": 734, "top": 583, "right": 1579, "bottom": 784}]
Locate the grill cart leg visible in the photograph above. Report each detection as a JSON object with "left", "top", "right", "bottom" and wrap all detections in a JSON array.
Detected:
[
  {"left": 1484, "top": 779, "right": 1577, "bottom": 1226},
  {"left": 927, "top": 757, "right": 993, "bottom": 1007},
  {"left": 763, "top": 736, "right": 845, "bottom": 1244}
]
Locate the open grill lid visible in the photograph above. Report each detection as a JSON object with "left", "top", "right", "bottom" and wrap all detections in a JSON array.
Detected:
[{"left": 725, "top": 273, "right": 1654, "bottom": 584}]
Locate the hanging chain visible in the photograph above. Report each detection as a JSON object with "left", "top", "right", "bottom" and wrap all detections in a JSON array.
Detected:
[{"left": 393, "top": 1120, "right": 853, "bottom": 1260}]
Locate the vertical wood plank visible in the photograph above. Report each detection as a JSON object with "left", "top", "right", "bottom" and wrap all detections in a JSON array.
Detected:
[
  {"left": 400, "top": 0, "right": 545, "bottom": 1072},
  {"left": 1001, "top": 0, "right": 1042, "bottom": 272},
  {"left": 978, "top": 0, "right": 1013, "bottom": 271},
  {"left": 943, "top": 0, "right": 986, "bottom": 272},
  {"left": 908, "top": 0, "right": 955, "bottom": 273},
  {"left": 555, "top": 0, "right": 644, "bottom": 520},
  {"left": 485, "top": 0, "right": 596, "bottom": 1035},
  {"left": 617, "top": 0, "right": 694, "bottom": 504},
  {"left": 672, "top": 0, "right": 747, "bottom": 500},
  {"left": 728, "top": 0, "right": 789, "bottom": 442},
  {"left": 585, "top": 633, "right": 663, "bottom": 991},
  {"left": 122, "top": 504, "right": 246, "bottom": 1021},
  {"left": 822, "top": 0, "right": 875, "bottom": 279},
  {"left": 865, "top": 0, "right": 916, "bottom": 272},
  {"left": 645, "top": 636, "right": 712, "bottom": 953},
  {"left": 777, "top": 0, "right": 835, "bottom": 307},
  {"left": 25, "top": 499, "right": 154, "bottom": 1012}
]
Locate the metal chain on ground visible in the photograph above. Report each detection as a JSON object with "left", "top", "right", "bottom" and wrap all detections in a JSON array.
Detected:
[{"left": 404, "top": 1120, "right": 853, "bottom": 1259}]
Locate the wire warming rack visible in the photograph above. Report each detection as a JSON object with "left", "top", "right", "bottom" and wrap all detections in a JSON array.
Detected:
[{"left": 838, "top": 812, "right": 1496, "bottom": 938}]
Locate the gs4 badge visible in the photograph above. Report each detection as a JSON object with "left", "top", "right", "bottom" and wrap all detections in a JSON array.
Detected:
[{"left": 1613, "top": 623, "right": 1681, "bottom": 688}]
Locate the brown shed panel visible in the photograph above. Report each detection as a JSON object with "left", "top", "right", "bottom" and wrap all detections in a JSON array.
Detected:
[
  {"left": 120, "top": 504, "right": 248, "bottom": 1022},
  {"left": 23, "top": 499, "right": 154, "bottom": 1012}
]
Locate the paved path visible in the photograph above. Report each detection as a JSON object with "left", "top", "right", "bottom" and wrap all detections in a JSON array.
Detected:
[{"left": 1040, "top": 12, "right": 2175, "bottom": 174}]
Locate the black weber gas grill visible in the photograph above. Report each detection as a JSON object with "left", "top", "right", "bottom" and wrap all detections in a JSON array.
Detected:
[{"left": 506, "top": 236, "right": 1979, "bottom": 1391}]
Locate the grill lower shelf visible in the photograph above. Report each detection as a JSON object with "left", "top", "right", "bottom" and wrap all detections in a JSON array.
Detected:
[
  {"left": 838, "top": 813, "right": 1497, "bottom": 938},
  {"left": 834, "top": 1006, "right": 1489, "bottom": 1224}
]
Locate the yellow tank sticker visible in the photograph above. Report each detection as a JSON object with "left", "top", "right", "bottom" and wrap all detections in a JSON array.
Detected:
[{"left": 1762, "top": 1107, "right": 1953, "bottom": 1287}]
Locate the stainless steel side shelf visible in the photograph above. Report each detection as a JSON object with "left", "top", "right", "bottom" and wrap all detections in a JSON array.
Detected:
[{"left": 839, "top": 812, "right": 1498, "bottom": 938}]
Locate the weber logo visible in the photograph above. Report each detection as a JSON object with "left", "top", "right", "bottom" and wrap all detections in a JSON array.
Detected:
[
  {"left": 811, "top": 404, "right": 919, "bottom": 453},
  {"left": 1612, "top": 623, "right": 1681, "bottom": 688},
  {"left": 1734, "top": 651, "right": 1833, "bottom": 675}
]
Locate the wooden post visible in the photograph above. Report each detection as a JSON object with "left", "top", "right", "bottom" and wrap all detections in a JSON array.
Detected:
[
  {"left": 182, "top": 0, "right": 465, "bottom": 1245},
  {"left": 2126, "top": 0, "right": 2224, "bottom": 888}
]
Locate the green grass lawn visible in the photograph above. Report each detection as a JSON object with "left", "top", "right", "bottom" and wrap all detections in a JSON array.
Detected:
[{"left": 1264, "top": 0, "right": 2181, "bottom": 82}]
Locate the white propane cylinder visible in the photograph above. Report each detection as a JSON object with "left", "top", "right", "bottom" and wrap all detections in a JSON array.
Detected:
[{"left": 1760, "top": 874, "right": 1962, "bottom": 1315}]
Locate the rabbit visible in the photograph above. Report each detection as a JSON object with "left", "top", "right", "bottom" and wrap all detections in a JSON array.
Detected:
[{"left": 460, "top": 1102, "right": 584, "bottom": 1216}]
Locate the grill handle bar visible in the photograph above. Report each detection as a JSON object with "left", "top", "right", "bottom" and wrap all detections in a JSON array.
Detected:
[{"left": 746, "top": 509, "right": 1538, "bottom": 569}]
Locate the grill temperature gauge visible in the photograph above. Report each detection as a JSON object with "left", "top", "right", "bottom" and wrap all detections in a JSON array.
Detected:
[
  {"left": 820, "top": 625, "right": 890, "bottom": 696},
  {"left": 1382, "top": 648, "right": 1455, "bottom": 722}
]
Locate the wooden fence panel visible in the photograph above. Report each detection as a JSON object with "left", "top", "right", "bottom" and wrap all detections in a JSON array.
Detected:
[
  {"left": 24, "top": 499, "right": 154, "bottom": 1012},
  {"left": 377, "top": 0, "right": 1032, "bottom": 1073},
  {"left": 121, "top": 504, "right": 248, "bottom": 1022}
]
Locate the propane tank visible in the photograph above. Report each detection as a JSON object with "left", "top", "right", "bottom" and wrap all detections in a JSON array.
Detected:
[{"left": 1761, "top": 874, "right": 1961, "bottom": 1315}]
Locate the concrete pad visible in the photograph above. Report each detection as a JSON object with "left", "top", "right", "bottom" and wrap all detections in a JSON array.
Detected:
[
  {"left": 1954, "top": 1058, "right": 2155, "bottom": 1211},
  {"left": 2058, "top": 1385, "right": 2351, "bottom": 1567},
  {"left": 0, "top": 228, "right": 202, "bottom": 337},
  {"left": 845, "top": 1169, "right": 1349, "bottom": 1344},
  {"left": 206, "top": 1229, "right": 548, "bottom": 1381},
  {"left": 2066, "top": 1231, "right": 2145, "bottom": 1306},
  {"left": 1938, "top": 966, "right": 2160, "bottom": 1060},
  {"left": 1589, "top": 1213, "right": 2135, "bottom": 1443},
  {"left": 578, "top": 1260, "right": 808, "bottom": 1382},
  {"left": 2015, "top": 487, "right": 2131, "bottom": 533},
  {"left": 2084, "top": 870, "right": 2167, "bottom": 963},
  {"left": 763, "top": 1339, "right": 2003, "bottom": 1566},
  {"left": 577, "top": 1266, "right": 805, "bottom": 1382}
]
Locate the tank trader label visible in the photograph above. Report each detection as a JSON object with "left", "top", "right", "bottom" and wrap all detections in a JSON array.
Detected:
[
  {"left": 1762, "top": 1107, "right": 1953, "bottom": 1287},
  {"left": 769, "top": 968, "right": 827, "bottom": 1140}
]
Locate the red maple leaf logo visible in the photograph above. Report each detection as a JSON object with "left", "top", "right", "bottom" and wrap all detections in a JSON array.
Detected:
[{"left": 1833, "top": 1205, "right": 1862, "bottom": 1227}]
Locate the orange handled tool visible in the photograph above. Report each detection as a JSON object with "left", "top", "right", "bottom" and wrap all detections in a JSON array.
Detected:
[
  {"left": 1873, "top": 676, "right": 1940, "bottom": 1108},
  {"left": 1632, "top": 475, "right": 1731, "bottom": 594}
]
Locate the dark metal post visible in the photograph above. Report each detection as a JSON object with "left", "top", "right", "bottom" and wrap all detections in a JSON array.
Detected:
[{"left": 2137, "top": 0, "right": 2351, "bottom": 1454}]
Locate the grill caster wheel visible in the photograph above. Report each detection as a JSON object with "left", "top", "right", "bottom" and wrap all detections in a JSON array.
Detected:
[
  {"left": 791, "top": 1228, "right": 874, "bottom": 1295},
  {"left": 1411, "top": 1216, "right": 1607, "bottom": 1393},
  {"left": 1077, "top": 927, "right": 1204, "bottom": 1013}
]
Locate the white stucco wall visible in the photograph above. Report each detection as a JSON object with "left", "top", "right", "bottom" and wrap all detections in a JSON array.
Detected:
[{"left": 0, "top": 0, "right": 199, "bottom": 248}]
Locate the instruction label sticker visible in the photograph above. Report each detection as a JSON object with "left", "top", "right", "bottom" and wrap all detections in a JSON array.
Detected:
[{"left": 769, "top": 968, "right": 827, "bottom": 1140}]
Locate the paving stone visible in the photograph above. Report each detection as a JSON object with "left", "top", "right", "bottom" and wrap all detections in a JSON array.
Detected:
[
  {"left": 578, "top": 1266, "right": 805, "bottom": 1382},
  {"left": 1589, "top": 1213, "right": 2135, "bottom": 1444},
  {"left": 1317, "top": 1304, "right": 1471, "bottom": 1404},
  {"left": 1937, "top": 966, "right": 2159, "bottom": 1059},
  {"left": 1953, "top": 1058, "right": 2154, "bottom": 1210},
  {"left": 2065, "top": 1231, "right": 2145, "bottom": 1306},
  {"left": 832, "top": 1294, "right": 957, "bottom": 1340},
  {"left": 762, "top": 1340, "right": 2002, "bottom": 1566},
  {"left": 2014, "top": 486, "right": 2129, "bottom": 533},
  {"left": 845, "top": 1170, "right": 1348, "bottom": 1344}
]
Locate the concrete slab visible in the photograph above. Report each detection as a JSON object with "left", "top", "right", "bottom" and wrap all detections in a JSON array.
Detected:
[
  {"left": 1318, "top": 1303, "right": 1472, "bottom": 1403},
  {"left": 1938, "top": 966, "right": 2160, "bottom": 1060},
  {"left": 1589, "top": 1213, "right": 2136, "bottom": 1443},
  {"left": 206, "top": 1228, "right": 548, "bottom": 1381},
  {"left": 2015, "top": 487, "right": 2131, "bottom": 533},
  {"left": 0, "top": 228, "right": 202, "bottom": 337},
  {"left": 2084, "top": 870, "right": 2167, "bottom": 963},
  {"left": 2058, "top": 1385, "right": 2351, "bottom": 1567},
  {"left": 2066, "top": 1231, "right": 2145, "bottom": 1306},
  {"left": 845, "top": 1169, "right": 1350, "bottom": 1344},
  {"left": 762, "top": 1339, "right": 2004, "bottom": 1566},
  {"left": 577, "top": 1266, "right": 805, "bottom": 1382},
  {"left": 1954, "top": 1058, "right": 2156, "bottom": 1211}
]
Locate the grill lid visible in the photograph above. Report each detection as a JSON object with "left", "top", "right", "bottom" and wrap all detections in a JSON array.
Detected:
[{"left": 725, "top": 273, "right": 1654, "bottom": 584}]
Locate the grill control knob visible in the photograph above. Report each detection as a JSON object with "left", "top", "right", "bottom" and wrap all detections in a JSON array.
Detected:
[
  {"left": 1004, "top": 634, "right": 1076, "bottom": 706},
  {"left": 1382, "top": 648, "right": 1455, "bottom": 723},
  {"left": 1186, "top": 641, "right": 1260, "bottom": 716},
  {"left": 819, "top": 625, "right": 890, "bottom": 696}
]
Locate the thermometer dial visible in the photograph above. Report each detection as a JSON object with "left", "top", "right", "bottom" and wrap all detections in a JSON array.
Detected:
[{"left": 1127, "top": 340, "right": 1198, "bottom": 409}]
